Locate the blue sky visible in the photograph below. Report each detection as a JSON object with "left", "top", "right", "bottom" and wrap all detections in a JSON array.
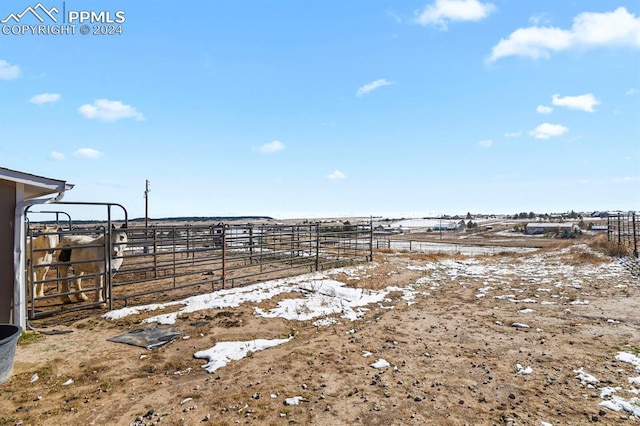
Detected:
[{"left": 1, "top": 0, "right": 639, "bottom": 220}]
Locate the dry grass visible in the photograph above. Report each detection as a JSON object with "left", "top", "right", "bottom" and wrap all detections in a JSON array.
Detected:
[
  {"left": 562, "top": 250, "right": 609, "bottom": 265},
  {"left": 588, "top": 234, "right": 632, "bottom": 257},
  {"left": 407, "top": 252, "right": 450, "bottom": 262},
  {"left": 373, "top": 248, "right": 395, "bottom": 254}
]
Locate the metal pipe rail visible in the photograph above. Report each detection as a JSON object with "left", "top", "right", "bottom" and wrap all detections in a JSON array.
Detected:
[{"left": 27, "top": 221, "right": 373, "bottom": 318}]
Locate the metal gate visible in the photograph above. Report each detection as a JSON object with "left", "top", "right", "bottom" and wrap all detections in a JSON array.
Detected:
[{"left": 25, "top": 203, "right": 129, "bottom": 320}]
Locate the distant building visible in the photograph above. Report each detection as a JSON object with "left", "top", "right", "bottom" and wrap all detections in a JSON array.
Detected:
[
  {"left": 433, "top": 221, "right": 464, "bottom": 232},
  {"left": 526, "top": 222, "right": 577, "bottom": 235}
]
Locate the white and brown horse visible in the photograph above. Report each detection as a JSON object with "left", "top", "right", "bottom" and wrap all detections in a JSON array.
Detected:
[
  {"left": 26, "top": 225, "right": 60, "bottom": 298},
  {"left": 57, "top": 224, "right": 128, "bottom": 306}
]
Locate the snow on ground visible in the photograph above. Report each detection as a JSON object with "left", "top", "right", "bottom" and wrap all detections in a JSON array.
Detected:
[
  {"left": 103, "top": 243, "right": 639, "bottom": 419},
  {"left": 576, "top": 352, "right": 640, "bottom": 417},
  {"left": 194, "top": 338, "right": 293, "bottom": 373},
  {"left": 254, "top": 279, "right": 388, "bottom": 322},
  {"left": 370, "top": 359, "right": 391, "bottom": 369},
  {"left": 386, "top": 240, "right": 537, "bottom": 255}
]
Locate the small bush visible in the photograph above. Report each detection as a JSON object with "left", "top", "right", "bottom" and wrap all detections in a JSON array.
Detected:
[{"left": 18, "top": 331, "right": 41, "bottom": 345}]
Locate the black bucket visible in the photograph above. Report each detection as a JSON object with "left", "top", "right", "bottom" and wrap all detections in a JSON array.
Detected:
[{"left": 0, "top": 324, "right": 22, "bottom": 385}]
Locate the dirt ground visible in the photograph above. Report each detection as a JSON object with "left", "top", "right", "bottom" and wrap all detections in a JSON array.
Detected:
[{"left": 1, "top": 235, "right": 639, "bottom": 426}]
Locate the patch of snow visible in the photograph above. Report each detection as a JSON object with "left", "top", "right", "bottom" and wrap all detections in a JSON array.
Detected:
[
  {"left": 616, "top": 352, "right": 640, "bottom": 372},
  {"left": 284, "top": 396, "right": 305, "bottom": 406},
  {"left": 255, "top": 280, "right": 389, "bottom": 322},
  {"left": 599, "top": 396, "right": 640, "bottom": 417},
  {"left": 511, "top": 298, "right": 537, "bottom": 304},
  {"left": 313, "top": 317, "right": 337, "bottom": 327},
  {"left": 516, "top": 364, "right": 533, "bottom": 375},
  {"left": 574, "top": 368, "right": 598, "bottom": 385},
  {"left": 371, "top": 359, "right": 390, "bottom": 369},
  {"left": 600, "top": 387, "right": 620, "bottom": 398},
  {"left": 512, "top": 323, "right": 530, "bottom": 329},
  {"left": 194, "top": 338, "right": 292, "bottom": 373}
]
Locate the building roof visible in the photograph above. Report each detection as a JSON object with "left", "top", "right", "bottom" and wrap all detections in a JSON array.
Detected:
[
  {"left": 526, "top": 222, "right": 575, "bottom": 228},
  {"left": 0, "top": 167, "right": 73, "bottom": 199}
]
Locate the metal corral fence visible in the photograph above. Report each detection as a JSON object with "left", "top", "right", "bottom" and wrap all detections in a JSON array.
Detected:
[
  {"left": 608, "top": 212, "right": 639, "bottom": 258},
  {"left": 26, "top": 222, "right": 373, "bottom": 320}
]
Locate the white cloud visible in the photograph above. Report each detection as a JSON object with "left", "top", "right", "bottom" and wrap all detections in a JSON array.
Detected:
[
  {"left": 529, "top": 123, "right": 568, "bottom": 139},
  {"left": 74, "top": 148, "right": 103, "bottom": 159},
  {"left": 625, "top": 88, "right": 639, "bottom": 95},
  {"left": 50, "top": 151, "right": 65, "bottom": 160},
  {"left": 258, "top": 140, "right": 285, "bottom": 154},
  {"left": 611, "top": 176, "right": 640, "bottom": 183},
  {"left": 78, "top": 99, "right": 145, "bottom": 122},
  {"left": 529, "top": 13, "right": 551, "bottom": 26},
  {"left": 0, "top": 60, "right": 20, "bottom": 80},
  {"left": 415, "top": 0, "right": 495, "bottom": 30},
  {"left": 536, "top": 105, "right": 553, "bottom": 114},
  {"left": 326, "top": 170, "right": 347, "bottom": 180},
  {"left": 488, "top": 27, "right": 574, "bottom": 61},
  {"left": 504, "top": 131, "right": 522, "bottom": 138},
  {"left": 30, "top": 93, "right": 60, "bottom": 104},
  {"left": 488, "top": 7, "right": 640, "bottom": 62},
  {"left": 552, "top": 93, "right": 600, "bottom": 112},
  {"left": 479, "top": 139, "right": 493, "bottom": 148},
  {"left": 356, "top": 79, "right": 393, "bottom": 97}
]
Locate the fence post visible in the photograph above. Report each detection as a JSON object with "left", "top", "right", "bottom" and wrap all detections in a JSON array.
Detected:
[
  {"left": 249, "top": 225, "right": 254, "bottom": 264},
  {"left": 153, "top": 229, "right": 158, "bottom": 278},
  {"left": 26, "top": 229, "right": 34, "bottom": 320},
  {"left": 104, "top": 226, "right": 112, "bottom": 310},
  {"left": 259, "top": 225, "right": 264, "bottom": 273},
  {"left": 222, "top": 225, "right": 227, "bottom": 289},
  {"left": 290, "top": 226, "right": 295, "bottom": 266},
  {"left": 633, "top": 212, "right": 638, "bottom": 258},
  {"left": 315, "top": 222, "right": 320, "bottom": 271},
  {"left": 368, "top": 220, "right": 373, "bottom": 262}
]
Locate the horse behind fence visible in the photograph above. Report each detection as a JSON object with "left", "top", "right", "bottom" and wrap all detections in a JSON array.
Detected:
[
  {"left": 27, "top": 225, "right": 60, "bottom": 298},
  {"left": 57, "top": 224, "right": 128, "bottom": 306}
]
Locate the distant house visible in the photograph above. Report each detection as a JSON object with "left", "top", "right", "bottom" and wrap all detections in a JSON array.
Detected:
[
  {"left": 373, "top": 225, "right": 394, "bottom": 235},
  {"left": 433, "top": 221, "right": 464, "bottom": 232},
  {"left": 591, "top": 225, "right": 608, "bottom": 233},
  {"left": 526, "top": 222, "right": 577, "bottom": 235}
]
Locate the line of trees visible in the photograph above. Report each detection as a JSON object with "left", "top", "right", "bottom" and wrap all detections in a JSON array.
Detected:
[{"left": 508, "top": 210, "right": 583, "bottom": 220}]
